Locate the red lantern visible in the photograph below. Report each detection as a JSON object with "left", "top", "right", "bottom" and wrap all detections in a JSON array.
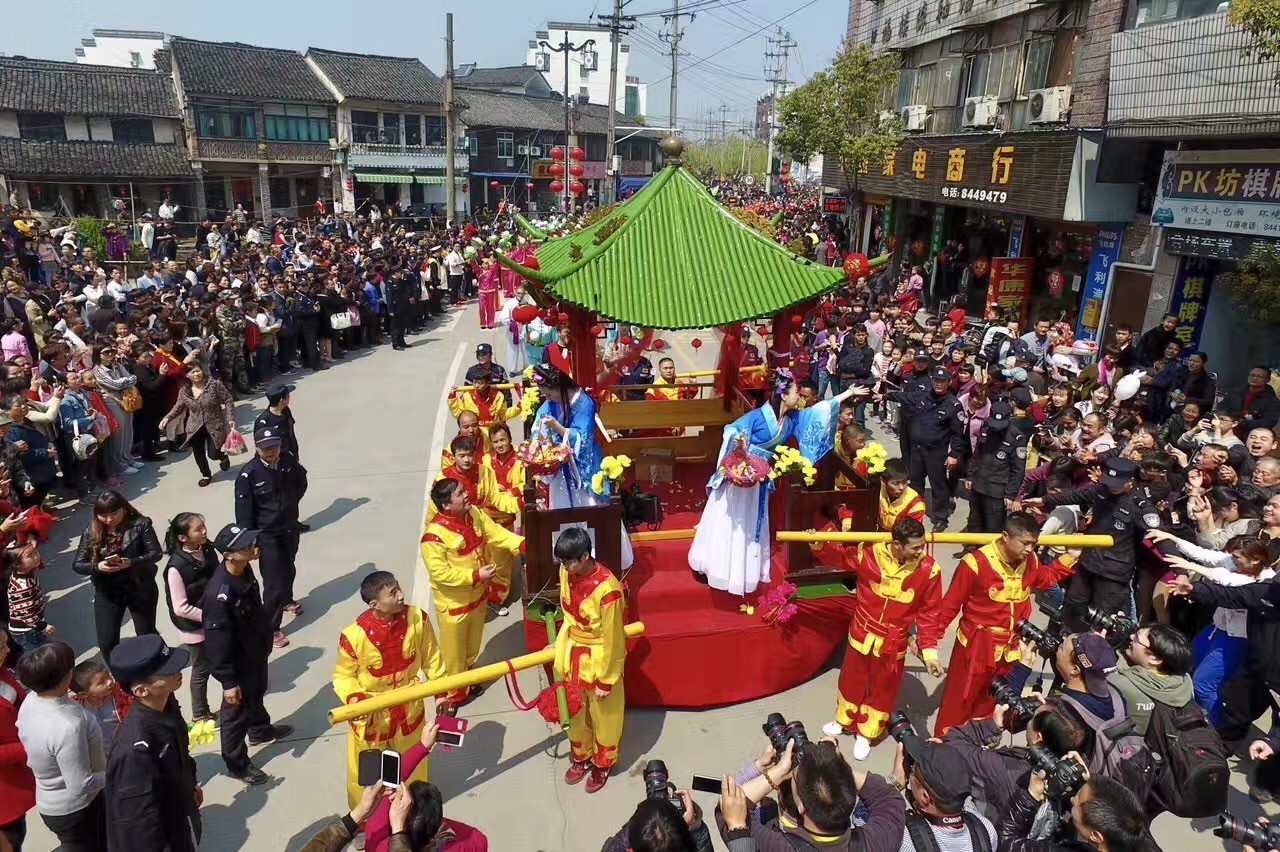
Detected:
[
  {"left": 653, "top": 339, "right": 665, "bottom": 350},
  {"left": 512, "top": 305, "right": 539, "bottom": 324},
  {"left": 843, "top": 253, "right": 871, "bottom": 280},
  {"left": 569, "top": 147, "right": 585, "bottom": 161},
  {"left": 757, "top": 325, "right": 769, "bottom": 337},
  {"left": 525, "top": 254, "right": 540, "bottom": 271},
  {"left": 550, "top": 146, "right": 566, "bottom": 161},
  {"left": 970, "top": 257, "right": 990, "bottom": 278},
  {"left": 568, "top": 163, "right": 585, "bottom": 178},
  {"left": 691, "top": 338, "right": 703, "bottom": 350},
  {"left": 791, "top": 315, "right": 804, "bottom": 326},
  {"left": 549, "top": 180, "right": 565, "bottom": 194},
  {"left": 591, "top": 324, "right": 604, "bottom": 337},
  {"left": 489, "top": 180, "right": 500, "bottom": 189},
  {"left": 725, "top": 335, "right": 739, "bottom": 346},
  {"left": 558, "top": 312, "right": 570, "bottom": 324},
  {"left": 569, "top": 181, "right": 586, "bottom": 195},
  {"left": 1047, "top": 268, "right": 1065, "bottom": 296},
  {"left": 621, "top": 335, "right": 632, "bottom": 346},
  {"left": 910, "top": 239, "right": 927, "bottom": 256},
  {"left": 779, "top": 173, "right": 792, "bottom": 184},
  {"left": 885, "top": 234, "right": 901, "bottom": 251},
  {"left": 549, "top": 162, "right": 565, "bottom": 178}
]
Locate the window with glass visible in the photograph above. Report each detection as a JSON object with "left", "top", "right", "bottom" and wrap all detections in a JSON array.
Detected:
[
  {"left": 18, "top": 112, "right": 66, "bottom": 142},
  {"left": 423, "top": 116, "right": 445, "bottom": 145},
  {"left": 111, "top": 118, "right": 155, "bottom": 144},
  {"left": 352, "top": 110, "right": 380, "bottom": 144},
  {"left": 915, "top": 64, "right": 937, "bottom": 105},
  {"left": 984, "top": 46, "right": 1019, "bottom": 100},
  {"left": 195, "top": 106, "right": 256, "bottom": 139},
  {"left": 264, "top": 104, "right": 330, "bottom": 142},
  {"left": 896, "top": 68, "right": 918, "bottom": 107},
  {"left": 382, "top": 113, "right": 401, "bottom": 145},
  {"left": 1020, "top": 39, "right": 1053, "bottom": 96},
  {"left": 404, "top": 114, "right": 422, "bottom": 146},
  {"left": 1125, "top": 0, "right": 1221, "bottom": 28},
  {"left": 497, "top": 131, "right": 515, "bottom": 160}
]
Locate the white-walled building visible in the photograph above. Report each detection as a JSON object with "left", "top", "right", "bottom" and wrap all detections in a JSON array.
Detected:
[
  {"left": 526, "top": 22, "right": 647, "bottom": 117},
  {"left": 73, "top": 29, "right": 165, "bottom": 69}
]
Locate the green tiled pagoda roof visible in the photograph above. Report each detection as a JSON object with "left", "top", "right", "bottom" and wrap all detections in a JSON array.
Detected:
[{"left": 496, "top": 165, "right": 846, "bottom": 330}]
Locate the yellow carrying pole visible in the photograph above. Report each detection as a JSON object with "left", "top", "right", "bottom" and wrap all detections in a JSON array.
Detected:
[
  {"left": 775, "top": 531, "right": 1115, "bottom": 548},
  {"left": 454, "top": 382, "right": 520, "bottom": 392},
  {"left": 328, "top": 621, "right": 647, "bottom": 725}
]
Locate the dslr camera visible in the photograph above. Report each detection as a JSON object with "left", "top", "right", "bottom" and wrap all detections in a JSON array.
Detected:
[
  {"left": 762, "top": 713, "right": 810, "bottom": 761},
  {"left": 1215, "top": 813, "right": 1280, "bottom": 851},
  {"left": 1081, "top": 605, "right": 1138, "bottom": 651},
  {"left": 1026, "top": 744, "right": 1087, "bottom": 800},
  {"left": 1016, "top": 602, "right": 1067, "bottom": 658},
  {"left": 887, "top": 711, "right": 922, "bottom": 748},
  {"left": 989, "top": 677, "right": 1040, "bottom": 734},
  {"left": 643, "top": 759, "right": 684, "bottom": 810}
]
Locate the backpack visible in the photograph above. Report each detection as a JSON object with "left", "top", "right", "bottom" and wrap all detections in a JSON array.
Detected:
[
  {"left": 980, "top": 326, "right": 1012, "bottom": 365},
  {"left": 1143, "top": 700, "right": 1230, "bottom": 817},
  {"left": 1059, "top": 689, "right": 1159, "bottom": 802}
]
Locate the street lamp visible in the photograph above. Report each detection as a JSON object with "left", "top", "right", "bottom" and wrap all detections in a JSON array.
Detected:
[{"left": 539, "top": 30, "right": 595, "bottom": 215}]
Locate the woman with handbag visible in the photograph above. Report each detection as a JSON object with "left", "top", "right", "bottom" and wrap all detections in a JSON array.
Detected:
[
  {"left": 70, "top": 490, "right": 163, "bottom": 660},
  {"left": 158, "top": 366, "right": 235, "bottom": 488},
  {"left": 57, "top": 372, "right": 100, "bottom": 505},
  {"left": 91, "top": 345, "right": 141, "bottom": 478}
]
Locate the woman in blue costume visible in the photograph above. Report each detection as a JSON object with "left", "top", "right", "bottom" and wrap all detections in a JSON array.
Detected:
[
  {"left": 530, "top": 363, "right": 634, "bottom": 569},
  {"left": 690, "top": 369, "right": 867, "bottom": 595}
]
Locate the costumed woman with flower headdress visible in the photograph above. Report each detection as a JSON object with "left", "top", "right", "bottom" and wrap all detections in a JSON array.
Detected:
[
  {"left": 530, "top": 363, "right": 634, "bottom": 569},
  {"left": 689, "top": 368, "right": 868, "bottom": 596}
]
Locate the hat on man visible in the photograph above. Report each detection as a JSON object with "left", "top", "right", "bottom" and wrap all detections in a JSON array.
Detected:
[
  {"left": 476, "top": 343, "right": 493, "bottom": 356},
  {"left": 214, "top": 523, "right": 260, "bottom": 553},
  {"left": 108, "top": 634, "right": 190, "bottom": 686},
  {"left": 1009, "top": 386, "right": 1033, "bottom": 409},
  {"left": 929, "top": 365, "right": 951, "bottom": 383},
  {"left": 254, "top": 425, "right": 284, "bottom": 448},
  {"left": 1099, "top": 457, "right": 1138, "bottom": 489},
  {"left": 900, "top": 738, "right": 971, "bottom": 809},
  {"left": 986, "top": 401, "right": 1013, "bottom": 430},
  {"left": 912, "top": 351, "right": 930, "bottom": 363},
  {"left": 1002, "top": 366, "right": 1029, "bottom": 383},
  {"left": 1072, "top": 632, "right": 1119, "bottom": 698},
  {"left": 265, "top": 381, "right": 295, "bottom": 404}
]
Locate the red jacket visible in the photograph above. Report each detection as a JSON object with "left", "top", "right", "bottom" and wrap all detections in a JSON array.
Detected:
[{"left": 0, "top": 667, "right": 36, "bottom": 824}]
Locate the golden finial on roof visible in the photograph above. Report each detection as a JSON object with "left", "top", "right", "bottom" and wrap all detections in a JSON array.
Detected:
[{"left": 660, "top": 134, "right": 684, "bottom": 162}]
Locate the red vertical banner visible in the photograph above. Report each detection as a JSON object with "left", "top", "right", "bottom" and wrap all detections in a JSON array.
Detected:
[{"left": 987, "top": 258, "right": 1036, "bottom": 325}]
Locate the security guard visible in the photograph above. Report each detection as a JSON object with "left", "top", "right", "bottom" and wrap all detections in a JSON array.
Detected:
[
  {"left": 1029, "top": 457, "right": 1178, "bottom": 631},
  {"left": 967, "top": 389, "right": 1035, "bottom": 533},
  {"left": 388, "top": 267, "right": 416, "bottom": 350},
  {"left": 465, "top": 343, "right": 511, "bottom": 404},
  {"left": 894, "top": 352, "right": 932, "bottom": 466},
  {"left": 254, "top": 381, "right": 300, "bottom": 460},
  {"left": 885, "top": 364, "right": 965, "bottom": 531},
  {"left": 235, "top": 424, "right": 308, "bottom": 648},
  {"left": 105, "top": 635, "right": 202, "bottom": 852},
  {"left": 202, "top": 523, "right": 292, "bottom": 786}
]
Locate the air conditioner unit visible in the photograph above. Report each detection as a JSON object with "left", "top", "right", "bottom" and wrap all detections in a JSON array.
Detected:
[
  {"left": 535, "top": 52, "right": 551, "bottom": 72},
  {"left": 517, "top": 145, "right": 529, "bottom": 154},
  {"left": 530, "top": 146, "right": 542, "bottom": 157},
  {"left": 1028, "top": 85, "right": 1072, "bottom": 124},
  {"left": 900, "top": 105, "right": 928, "bottom": 132},
  {"left": 962, "top": 96, "right": 999, "bottom": 128},
  {"left": 878, "top": 110, "right": 897, "bottom": 124}
]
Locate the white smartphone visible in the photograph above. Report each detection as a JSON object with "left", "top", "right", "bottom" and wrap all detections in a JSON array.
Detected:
[{"left": 380, "top": 749, "right": 401, "bottom": 788}]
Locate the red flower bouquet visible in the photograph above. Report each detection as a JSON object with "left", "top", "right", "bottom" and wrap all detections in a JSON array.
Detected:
[
  {"left": 518, "top": 439, "right": 572, "bottom": 476},
  {"left": 719, "top": 445, "right": 772, "bottom": 487}
]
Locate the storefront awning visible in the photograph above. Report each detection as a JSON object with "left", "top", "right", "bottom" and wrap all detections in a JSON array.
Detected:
[
  {"left": 415, "top": 175, "right": 469, "bottom": 185},
  {"left": 355, "top": 173, "right": 414, "bottom": 184},
  {"left": 470, "top": 171, "right": 531, "bottom": 180}
]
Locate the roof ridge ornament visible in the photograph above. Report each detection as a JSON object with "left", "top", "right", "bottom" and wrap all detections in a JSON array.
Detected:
[{"left": 660, "top": 134, "right": 684, "bottom": 164}]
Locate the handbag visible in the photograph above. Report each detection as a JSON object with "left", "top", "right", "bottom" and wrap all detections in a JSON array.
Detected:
[
  {"left": 329, "top": 311, "right": 352, "bottom": 331},
  {"left": 121, "top": 386, "right": 143, "bottom": 413},
  {"left": 71, "top": 419, "right": 98, "bottom": 460},
  {"left": 347, "top": 306, "right": 362, "bottom": 327}
]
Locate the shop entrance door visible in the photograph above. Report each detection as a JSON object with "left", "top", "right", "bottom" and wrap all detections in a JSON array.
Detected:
[{"left": 1102, "top": 268, "right": 1153, "bottom": 345}]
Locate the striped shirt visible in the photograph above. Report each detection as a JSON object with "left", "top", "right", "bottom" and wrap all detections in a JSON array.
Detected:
[{"left": 7, "top": 571, "right": 45, "bottom": 632}]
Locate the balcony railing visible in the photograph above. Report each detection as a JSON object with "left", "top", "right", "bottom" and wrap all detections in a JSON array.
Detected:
[
  {"left": 1108, "top": 12, "right": 1280, "bottom": 133},
  {"left": 348, "top": 142, "right": 469, "bottom": 171},
  {"left": 192, "top": 137, "right": 334, "bottom": 164}
]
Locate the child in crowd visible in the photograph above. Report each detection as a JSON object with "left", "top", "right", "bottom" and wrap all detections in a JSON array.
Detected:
[
  {"left": 69, "top": 658, "right": 132, "bottom": 751},
  {"left": 4, "top": 540, "right": 51, "bottom": 653},
  {"left": 0, "top": 320, "right": 31, "bottom": 364}
]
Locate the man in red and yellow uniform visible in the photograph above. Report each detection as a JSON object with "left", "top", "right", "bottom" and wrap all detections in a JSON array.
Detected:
[
  {"left": 878, "top": 457, "right": 926, "bottom": 531},
  {"left": 332, "top": 570, "right": 446, "bottom": 808},
  {"left": 933, "top": 512, "right": 1079, "bottom": 735},
  {"left": 812, "top": 517, "right": 943, "bottom": 759},
  {"left": 448, "top": 372, "right": 517, "bottom": 452},
  {"left": 641, "top": 357, "right": 697, "bottom": 436},
  {"left": 440, "top": 410, "right": 483, "bottom": 469},
  {"left": 421, "top": 477, "right": 524, "bottom": 707},
  {"left": 480, "top": 423, "right": 525, "bottom": 513},
  {"left": 552, "top": 527, "right": 627, "bottom": 794}
]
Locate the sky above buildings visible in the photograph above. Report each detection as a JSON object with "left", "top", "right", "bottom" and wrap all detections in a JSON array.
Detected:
[{"left": 4, "top": 0, "right": 846, "bottom": 137}]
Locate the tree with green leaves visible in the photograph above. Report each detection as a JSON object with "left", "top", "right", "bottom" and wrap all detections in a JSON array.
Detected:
[
  {"left": 1217, "top": 243, "right": 1280, "bottom": 324},
  {"left": 774, "top": 42, "right": 903, "bottom": 189},
  {"left": 1231, "top": 0, "right": 1280, "bottom": 83}
]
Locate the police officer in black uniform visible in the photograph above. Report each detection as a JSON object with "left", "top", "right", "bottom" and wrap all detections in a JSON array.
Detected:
[
  {"left": 235, "top": 424, "right": 308, "bottom": 647},
  {"left": 203, "top": 523, "right": 292, "bottom": 786},
  {"left": 886, "top": 364, "right": 966, "bottom": 530},
  {"left": 387, "top": 267, "right": 416, "bottom": 350},
  {"left": 1030, "top": 457, "right": 1178, "bottom": 631},
  {"left": 967, "top": 389, "right": 1035, "bottom": 533},
  {"left": 254, "top": 381, "right": 300, "bottom": 460},
  {"left": 894, "top": 352, "right": 932, "bottom": 467},
  {"left": 465, "top": 343, "right": 511, "bottom": 404},
  {"left": 105, "top": 635, "right": 201, "bottom": 852}
]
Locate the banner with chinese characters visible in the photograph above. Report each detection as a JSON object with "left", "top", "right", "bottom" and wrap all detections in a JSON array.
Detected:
[
  {"left": 987, "top": 257, "right": 1035, "bottom": 324},
  {"left": 1151, "top": 148, "right": 1280, "bottom": 238},
  {"left": 853, "top": 132, "right": 1080, "bottom": 219},
  {"left": 1168, "top": 258, "right": 1216, "bottom": 352},
  {"left": 1075, "top": 224, "right": 1124, "bottom": 343}
]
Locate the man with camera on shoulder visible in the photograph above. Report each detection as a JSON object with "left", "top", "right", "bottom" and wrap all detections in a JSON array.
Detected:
[
  {"left": 716, "top": 733, "right": 907, "bottom": 852},
  {"left": 998, "top": 766, "right": 1149, "bottom": 852},
  {"left": 600, "top": 765, "right": 716, "bottom": 852}
]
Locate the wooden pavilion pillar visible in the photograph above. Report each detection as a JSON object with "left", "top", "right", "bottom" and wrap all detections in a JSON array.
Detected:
[{"left": 567, "top": 306, "right": 597, "bottom": 387}]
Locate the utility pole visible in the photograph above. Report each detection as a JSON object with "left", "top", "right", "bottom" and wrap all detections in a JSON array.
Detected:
[
  {"left": 660, "top": 0, "right": 694, "bottom": 131},
  {"left": 539, "top": 30, "right": 596, "bottom": 214},
  {"left": 763, "top": 28, "right": 796, "bottom": 194},
  {"left": 598, "top": 0, "right": 636, "bottom": 205},
  {"left": 718, "top": 104, "right": 731, "bottom": 140},
  {"left": 445, "top": 13, "right": 456, "bottom": 223}
]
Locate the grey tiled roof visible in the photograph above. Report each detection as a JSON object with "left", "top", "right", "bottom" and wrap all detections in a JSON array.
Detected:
[
  {"left": 460, "top": 89, "right": 623, "bottom": 135},
  {"left": 0, "top": 139, "right": 192, "bottom": 178},
  {"left": 306, "top": 48, "right": 445, "bottom": 105},
  {"left": 0, "top": 56, "right": 177, "bottom": 118},
  {"left": 457, "top": 66, "right": 547, "bottom": 91},
  {"left": 168, "top": 37, "right": 335, "bottom": 103}
]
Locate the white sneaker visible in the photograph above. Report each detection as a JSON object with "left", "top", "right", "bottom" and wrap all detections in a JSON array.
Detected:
[
  {"left": 120, "top": 467, "right": 139, "bottom": 476},
  {"left": 822, "top": 720, "right": 850, "bottom": 737},
  {"left": 852, "top": 735, "right": 872, "bottom": 761}
]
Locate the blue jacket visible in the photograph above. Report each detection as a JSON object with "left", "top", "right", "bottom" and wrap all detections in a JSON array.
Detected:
[
  {"left": 59, "top": 391, "right": 97, "bottom": 436},
  {"left": 5, "top": 421, "right": 57, "bottom": 485}
]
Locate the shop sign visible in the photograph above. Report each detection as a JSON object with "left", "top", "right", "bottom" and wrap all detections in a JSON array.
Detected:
[
  {"left": 1076, "top": 223, "right": 1124, "bottom": 343},
  {"left": 1008, "top": 216, "right": 1026, "bottom": 257},
  {"left": 987, "top": 257, "right": 1035, "bottom": 323},
  {"left": 1151, "top": 148, "right": 1280, "bottom": 238},
  {"left": 532, "top": 160, "right": 554, "bottom": 179},
  {"left": 1168, "top": 258, "right": 1216, "bottom": 351},
  {"left": 929, "top": 205, "right": 946, "bottom": 263},
  {"left": 823, "top": 195, "right": 848, "bottom": 214},
  {"left": 1047, "top": 268, "right": 1065, "bottom": 295},
  {"left": 854, "top": 133, "right": 1079, "bottom": 219},
  {"left": 1165, "top": 228, "right": 1280, "bottom": 261},
  {"left": 583, "top": 161, "right": 607, "bottom": 181}
]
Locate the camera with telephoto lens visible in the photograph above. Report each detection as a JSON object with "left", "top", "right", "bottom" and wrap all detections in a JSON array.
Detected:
[
  {"left": 643, "top": 759, "right": 684, "bottom": 810},
  {"left": 887, "top": 711, "right": 921, "bottom": 746},
  {"left": 1027, "top": 744, "right": 1087, "bottom": 800},
  {"left": 989, "top": 677, "right": 1040, "bottom": 734},
  {"left": 1082, "top": 605, "right": 1139, "bottom": 651},
  {"left": 1215, "top": 813, "right": 1280, "bottom": 851},
  {"left": 1016, "top": 602, "right": 1067, "bottom": 658},
  {"left": 762, "top": 713, "right": 810, "bottom": 761}
]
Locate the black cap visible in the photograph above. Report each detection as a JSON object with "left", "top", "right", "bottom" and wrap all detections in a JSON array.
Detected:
[
  {"left": 1073, "top": 632, "right": 1119, "bottom": 698},
  {"left": 1100, "top": 457, "right": 1138, "bottom": 489},
  {"left": 476, "top": 343, "right": 493, "bottom": 356},
  {"left": 108, "top": 635, "right": 190, "bottom": 686},
  {"left": 254, "top": 425, "right": 283, "bottom": 448},
  {"left": 902, "top": 739, "right": 971, "bottom": 808},
  {"left": 265, "top": 381, "right": 295, "bottom": 404},
  {"left": 214, "top": 523, "right": 259, "bottom": 553},
  {"left": 986, "top": 400, "right": 1013, "bottom": 430},
  {"left": 929, "top": 365, "right": 951, "bottom": 382},
  {"left": 912, "top": 352, "right": 930, "bottom": 363},
  {"left": 1009, "top": 386, "right": 1033, "bottom": 409}
]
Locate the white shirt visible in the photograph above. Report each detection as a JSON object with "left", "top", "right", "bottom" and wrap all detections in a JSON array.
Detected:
[
  {"left": 140, "top": 221, "right": 154, "bottom": 249},
  {"left": 80, "top": 283, "right": 104, "bottom": 310},
  {"left": 245, "top": 227, "right": 262, "bottom": 245},
  {"left": 106, "top": 279, "right": 134, "bottom": 303},
  {"left": 445, "top": 251, "right": 465, "bottom": 275},
  {"left": 158, "top": 201, "right": 177, "bottom": 221}
]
